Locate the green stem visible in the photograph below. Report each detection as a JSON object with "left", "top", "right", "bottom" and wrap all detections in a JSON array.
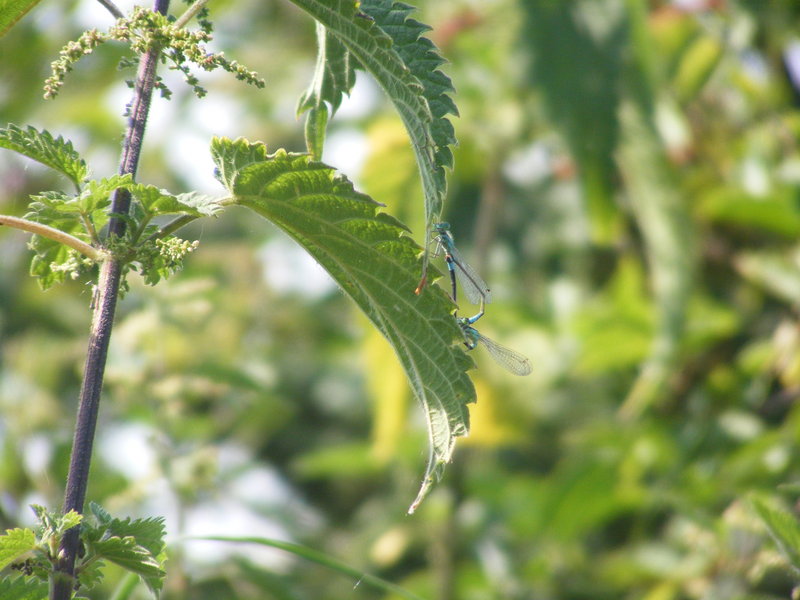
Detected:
[
  {"left": 0, "top": 214, "right": 103, "bottom": 261},
  {"left": 174, "top": 0, "right": 210, "bottom": 29},
  {"left": 147, "top": 213, "right": 198, "bottom": 241}
]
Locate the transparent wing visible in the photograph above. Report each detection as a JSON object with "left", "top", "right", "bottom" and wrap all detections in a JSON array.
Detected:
[
  {"left": 475, "top": 331, "right": 532, "bottom": 376},
  {"left": 447, "top": 244, "right": 492, "bottom": 305}
]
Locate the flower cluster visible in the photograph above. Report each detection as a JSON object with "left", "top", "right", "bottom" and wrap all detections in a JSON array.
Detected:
[
  {"left": 44, "top": 29, "right": 108, "bottom": 99},
  {"left": 44, "top": 6, "right": 264, "bottom": 100}
]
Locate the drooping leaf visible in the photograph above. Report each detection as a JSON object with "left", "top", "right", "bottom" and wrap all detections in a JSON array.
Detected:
[
  {"left": 361, "top": 0, "right": 458, "bottom": 171},
  {"left": 751, "top": 496, "right": 800, "bottom": 577},
  {"left": 288, "top": 0, "right": 455, "bottom": 251},
  {"left": 0, "top": 124, "right": 89, "bottom": 190},
  {"left": 297, "top": 21, "right": 355, "bottom": 158},
  {"left": 212, "top": 136, "right": 475, "bottom": 511},
  {"left": 0, "top": 529, "right": 36, "bottom": 570},
  {"left": 0, "top": 576, "right": 47, "bottom": 600}
]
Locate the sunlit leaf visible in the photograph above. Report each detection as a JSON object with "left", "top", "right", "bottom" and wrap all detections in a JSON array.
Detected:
[
  {"left": 0, "top": 529, "right": 36, "bottom": 570},
  {"left": 0, "top": 124, "right": 89, "bottom": 190},
  {"left": 0, "top": 576, "right": 47, "bottom": 600},
  {"left": 212, "top": 136, "right": 475, "bottom": 511},
  {"left": 289, "top": 0, "right": 455, "bottom": 246},
  {"left": 0, "top": 0, "right": 42, "bottom": 36}
]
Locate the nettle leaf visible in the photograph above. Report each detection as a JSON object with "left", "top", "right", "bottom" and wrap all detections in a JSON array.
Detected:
[
  {"left": 289, "top": 0, "right": 454, "bottom": 245},
  {"left": 297, "top": 21, "right": 356, "bottom": 158},
  {"left": 361, "top": 0, "right": 457, "bottom": 171},
  {"left": 0, "top": 529, "right": 36, "bottom": 570},
  {"left": 212, "top": 136, "right": 269, "bottom": 190},
  {"left": 172, "top": 192, "right": 224, "bottom": 217},
  {"left": 90, "top": 536, "right": 165, "bottom": 594},
  {"left": 212, "top": 136, "right": 475, "bottom": 511},
  {"left": 0, "top": 575, "right": 48, "bottom": 600},
  {"left": 128, "top": 184, "right": 219, "bottom": 217},
  {"left": 298, "top": 21, "right": 357, "bottom": 115},
  {"left": 81, "top": 504, "right": 166, "bottom": 592},
  {"left": 87, "top": 502, "right": 112, "bottom": 526},
  {"left": 79, "top": 174, "right": 134, "bottom": 214},
  {"left": 0, "top": 124, "right": 89, "bottom": 190}
]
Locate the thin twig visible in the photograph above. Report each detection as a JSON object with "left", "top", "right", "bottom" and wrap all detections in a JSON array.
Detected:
[
  {"left": 0, "top": 214, "right": 103, "bottom": 261},
  {"left": 146, "top": 213, "right": 199, "bottom": 241},
  {"left": 174, "top": 0, "right": 210, "bottom": 29},
  {"left": 96, "top": 0, "right": 125, "bottom": 20}
]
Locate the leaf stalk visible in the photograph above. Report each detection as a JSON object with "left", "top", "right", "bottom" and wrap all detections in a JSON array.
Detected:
[{"left": 0, "top": 214, "right": 104, "bottom": 261}]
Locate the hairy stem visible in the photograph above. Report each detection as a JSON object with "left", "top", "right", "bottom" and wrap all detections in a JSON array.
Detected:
[
  {"left": 50, "top": 1, "right": 171, "bottom": 599},
  {"left": 0, "top": 214, "right": 103, "bottom": 261}
]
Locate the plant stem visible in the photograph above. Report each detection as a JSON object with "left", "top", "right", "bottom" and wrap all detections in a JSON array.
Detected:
[
  {"left": 174, "top": 0, "right": 210, "bottom": 29},
  {"left": 50, "top": 1, "right": 170, "bottom": 599},
  {"left": 96, "top": 0, "right": 125, "bottom": 20},
  {"left": 0, "top": 214, "right": 103, "bottom": 261}
]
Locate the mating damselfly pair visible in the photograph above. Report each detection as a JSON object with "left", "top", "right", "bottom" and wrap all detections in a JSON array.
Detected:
[{"left": 429, "top": 222, "right": 531, "bottom": 377}]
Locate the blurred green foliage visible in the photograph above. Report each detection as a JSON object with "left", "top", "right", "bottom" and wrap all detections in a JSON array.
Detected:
[{"left": 4, "top": 0, "right": 800, "bottom": 598}]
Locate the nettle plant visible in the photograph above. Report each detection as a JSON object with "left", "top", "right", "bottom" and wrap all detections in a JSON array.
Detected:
[{"left": 0, "top": 0, "right": 476, "bottom": 598}]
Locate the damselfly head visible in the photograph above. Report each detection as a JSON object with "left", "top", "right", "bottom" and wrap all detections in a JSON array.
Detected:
[{"left": 433, "top": 222, "right": 451, "bottom": 233}]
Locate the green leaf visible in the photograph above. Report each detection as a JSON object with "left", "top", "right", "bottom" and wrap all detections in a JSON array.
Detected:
[
  {"left": 90, "top": 537, "right": 165, "bottom": 594},
  {"left": 297, "top": 21, "right": 354, "bottom": 158},
  {"left": 519, "top": 1, "right": 623, "bottom": 242},
  {"left": 57, "top": 510, "right": 83, "bottom": 534},
  {"left": 0, "top": 124, "right": 89, "bottom": 190},
  {"left": 82, "top": 504, "right": 167, "bottom": 594},
  {"left": 288, "top": 0, "right": 454, "bottom": 243},
  {"left": 0, "top": 576, "right": 48, "bottom": 600},
  {"left": 0, "top": 529, "right": 36, "bottom": 570},
  {"left": 736, "top": 249, "right": 800, "bottom": 305},
  {"left": 698, "top": 187, "right": 800, "bottom": 238},
  {"left": 79, "top": 174, "right": 134, "bottom": 214},
  {"left": 192, "top": 536, "right": 427, "bottom": 600},
  {"left": 87, "top": 502, "right": 112, "bottom": 526},
  {"left": 751, "top": 496, "right": 800, "bottom": 576},
  {"left": 86, "top": 503, "right": 166, "bottom": 557},
  {"left": 616, "top": 10, "right": 695, "bottom": 418},
  {"left": 0, "top": 0, "right": 43, "bottom": 37},
  {"left": 361, "top": 0, "right": 457, "bottom": 170},
  {"left": 211, "top": 136, "right": 269, "bottom": 190},
  {"left": 25, "top": 188, "right": 104, "bottom": 289},
  {"left": 212, "top": 136, "right": 475, "bottom": 511},
  {"left": 304, "top": 104, "right": 329, "bottom": 161},
  {"left": 298, "top": 21, "right": 358, "bottom": 116},
  {"left": 171, "top": 192, "right": 224, "bottom": 217}
]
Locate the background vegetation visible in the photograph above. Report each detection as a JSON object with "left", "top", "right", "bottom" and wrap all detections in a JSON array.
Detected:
[{"left": 3, "top": 0, "right": 800, "bottom": 598}]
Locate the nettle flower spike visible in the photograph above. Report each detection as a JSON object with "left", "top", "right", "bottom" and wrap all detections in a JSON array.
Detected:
[{"left": 44, "top": 6, "right": 264, "bottom": 101}]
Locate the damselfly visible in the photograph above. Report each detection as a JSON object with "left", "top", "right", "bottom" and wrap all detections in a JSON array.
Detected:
[
  {"left": 432, "top": 222, "right": 492, "bottom": 305},
  {"left": 458, "top": 301, "right": 531, "bottom": 376}
]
